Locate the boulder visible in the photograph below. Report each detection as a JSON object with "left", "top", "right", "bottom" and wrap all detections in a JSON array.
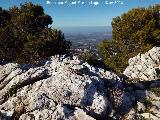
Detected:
[{"left": 124, "top": 47, "right": 160, "bottom": 81}]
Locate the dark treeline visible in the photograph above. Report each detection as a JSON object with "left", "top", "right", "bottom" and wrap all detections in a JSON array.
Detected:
[
  {"left": 98, "top": 4, "right": 160, "bottom": 74},
  {"left": 0, "top": 2, "right": 71, "bottom": 64}
]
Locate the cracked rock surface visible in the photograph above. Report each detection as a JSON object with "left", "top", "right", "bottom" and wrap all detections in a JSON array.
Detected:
[
  {"left": 124, "top": 47, "right": 160, "bottom": 81},
  {"left": 0, "top": 55, "right": 120, "bottom": 120},
  {"left": 123, "top": 47, "right": 160, "bottom": 120},
  {"left": 0, "top": 47, "right": 160, "bottom": 120}
]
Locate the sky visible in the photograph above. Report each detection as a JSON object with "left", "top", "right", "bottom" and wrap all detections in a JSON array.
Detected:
[{"left": 0, "top": 0, "right": 159, "bottom": 28}]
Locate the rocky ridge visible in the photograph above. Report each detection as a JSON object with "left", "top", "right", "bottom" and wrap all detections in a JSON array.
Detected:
[{"left": 0, "top": 47, "right": 160, "bottom": 120}]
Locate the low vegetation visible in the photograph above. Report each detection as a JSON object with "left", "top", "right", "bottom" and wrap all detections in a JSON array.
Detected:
[
  {"left": 150, "top": 88, "right": 160, "bottom": 97},
  {"left": 77, "top": 50, "right": 110, "bottom": 70}
]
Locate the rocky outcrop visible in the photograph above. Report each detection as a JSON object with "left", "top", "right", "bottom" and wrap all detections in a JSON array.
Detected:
[
  {"left": 19, "top": 105, "right": 96, "bottom": 120},
  {"left": 123, "top": 47, "right": 160, "bottom": 120},
  {"left": 0, "top": 47, "right": 160, "bottom": 120},
  {"left": 0, "top": 55, "right": 128, "bottom": 120},
  {"left": 125, "top": 90, "right": 160, "bottom": 120},
  {"left": 124, "top": 47, "right": 160, "bottom": 81}
]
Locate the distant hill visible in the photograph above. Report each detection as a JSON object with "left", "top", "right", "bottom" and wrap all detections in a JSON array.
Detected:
[
  {"left": 57, "top": 26, "right": 112, "bottom": 34},
  {"left": 53, "top": 26, "right": 112, "bottom": 50}
]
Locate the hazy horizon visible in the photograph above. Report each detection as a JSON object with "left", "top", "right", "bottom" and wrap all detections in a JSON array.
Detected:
[{"left": 55, "top": 26, "right": 112, "bottom": 34}]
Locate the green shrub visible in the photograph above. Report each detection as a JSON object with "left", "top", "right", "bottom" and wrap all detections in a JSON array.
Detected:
[
  {"left": 0, "top": 3, "right": 71, "bottom": 64},
  {"left": 78, "top": 50, "right": 110, "bottom": 70},
  {"left": 144, "top": 99, "right": 153, "bottom": 113},
  {"left": 150, "top": 88, "right": 160, "bottom": 97},
  {"left": 98, "top": 4, "right": 160, "bottom": 74}
]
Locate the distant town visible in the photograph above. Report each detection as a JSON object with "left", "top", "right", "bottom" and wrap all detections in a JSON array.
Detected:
[{"left": 59, "top": 26, "right": 112, "bottom": 52}]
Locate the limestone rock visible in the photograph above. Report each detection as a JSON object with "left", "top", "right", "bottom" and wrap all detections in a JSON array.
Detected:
[
  {"left": 0, "top": 55, "right": 121, "bottom": 119},
  {"left": 1, "top": 47, "right": 160, "bottom": 120},
  {"left": 137, "top": 102, "right": 146, "bottom": 112},
  {"left": 70, "top": 107, "right": 96, "bottom": 120},
  {"left": 124, "top": 47, "right": 160, "bottom": 81}
]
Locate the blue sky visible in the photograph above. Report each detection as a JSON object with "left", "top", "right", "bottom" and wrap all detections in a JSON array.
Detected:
[{"left": 0, "top": 0, "right": 159, "bottom": 27}]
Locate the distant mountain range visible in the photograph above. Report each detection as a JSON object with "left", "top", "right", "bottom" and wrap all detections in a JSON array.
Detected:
[{"left": 58, "top": 26, "right": 112, "bottom": 34}]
